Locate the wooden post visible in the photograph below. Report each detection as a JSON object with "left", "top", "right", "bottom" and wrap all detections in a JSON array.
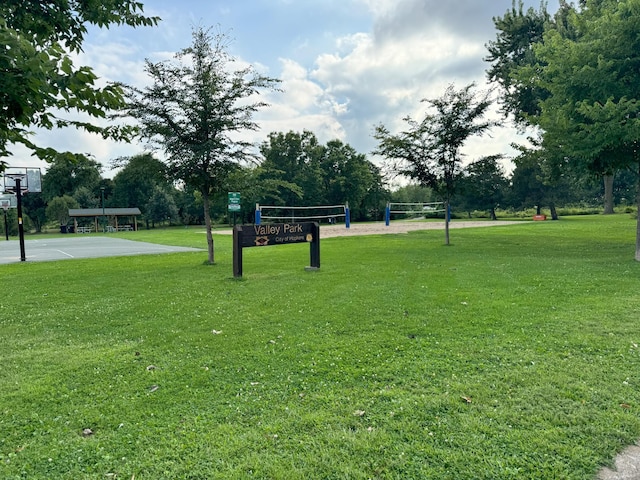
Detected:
[{"left": 233, "top": 226, "right": 243, "bottom": 278}]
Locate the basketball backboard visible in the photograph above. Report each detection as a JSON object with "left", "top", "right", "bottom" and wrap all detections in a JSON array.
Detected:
[
  {"left": 0, "top": 193, "right": 17, "bottom": 210},
  {"left": 2, "top": 167, "right": 42, "bottom": 194}
]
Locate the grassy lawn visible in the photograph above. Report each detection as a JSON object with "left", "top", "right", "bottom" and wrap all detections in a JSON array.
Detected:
[{"left": 1, "top": 215, "right": 640, "bottom": 479}]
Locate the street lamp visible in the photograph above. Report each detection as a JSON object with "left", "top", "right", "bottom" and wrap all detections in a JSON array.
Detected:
[{"left": 100, "top": 187, "right": 106, "bottom": 232}]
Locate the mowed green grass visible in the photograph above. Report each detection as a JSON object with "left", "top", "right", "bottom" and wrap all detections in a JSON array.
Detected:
[{"left": 1, "top": 216, "right": 640, "bottom": 479}]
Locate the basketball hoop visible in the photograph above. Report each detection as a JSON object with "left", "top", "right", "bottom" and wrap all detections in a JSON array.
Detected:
[
  {"left": 2, "top": 167, "right": 42, "bottom": 194},
  {"left": 0, "top": 194, "right": 17, "bottom": 210},
  {"left": 2, "top": 167, "right": 40, "bottom": 259}
]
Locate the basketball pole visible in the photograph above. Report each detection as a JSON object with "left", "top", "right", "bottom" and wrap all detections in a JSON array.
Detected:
[
  {"left": 16, "top": 178, "right": 26, "bottom": 261},
  {"left": 3, "top": 208, "right": 8, "bottom": 241}
]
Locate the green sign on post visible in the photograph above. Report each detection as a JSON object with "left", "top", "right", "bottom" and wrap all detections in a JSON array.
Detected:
[{"left": 228, "top": 192, "right": 241, "bottom": 212}]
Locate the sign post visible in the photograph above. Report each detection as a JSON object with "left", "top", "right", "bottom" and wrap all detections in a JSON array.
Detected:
[
  {"left": 228, "top": 192, "right": 241, "bottom": 226},
  {"left": 233, "top": 222, "right": 320, "bottom": 278}
]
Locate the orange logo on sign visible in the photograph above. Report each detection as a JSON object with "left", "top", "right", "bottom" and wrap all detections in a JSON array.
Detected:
[{"left": 255, "top": 236, "right": 269, "bottom": 246}]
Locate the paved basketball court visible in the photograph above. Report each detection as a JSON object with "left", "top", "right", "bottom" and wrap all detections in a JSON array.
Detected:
[{"left": 0, "top": 236, "right": 203, "bottom": 264}]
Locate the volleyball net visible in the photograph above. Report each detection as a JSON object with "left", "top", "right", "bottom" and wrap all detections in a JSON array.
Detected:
[
  {"left": 256, "top": 203, "right": 350, "bottom": 228},
  {"left": 385, "top": 202, "right": 446, "bottom": 226}
]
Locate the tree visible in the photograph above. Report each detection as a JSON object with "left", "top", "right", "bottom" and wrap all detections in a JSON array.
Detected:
[
  {"left": 321, "top": 140, "right": 379, "bottom": 220},
  {"left": 526, "top": 0, "right": 640, "bottom": 259},
  {"left": 485, "top": 0, "right": 552, "bottom": 125},
  {"left": 41, "top": 154, "right": 102, "bottom": 202},
  {"left": 111, "top": 153, "right": 171, "bottom": 226},
  {"left": 46, "top": 195, "right": 78, "bottom": 227},
  {"left": 0, "top": 1, "right": 159, "bottom": 169},
  {"left": 259, "top": 131, "right": 324, "bottom": 206},
  {"left": 73, "top": 186, "right": 100, "bottom": 209},
  {"left": 508, "top": 150, "right": 549, "bottom": 214},
  {"left": 258, "top": 131, "right": 386, "bottom": 221},
  {"left": 145, "top": 186, "right": 179, "bottom": 227},
  {"left": 20, "top": 193, "right": 47, "bottom": 233},
  {"left": 225, "top": 165, "right": 302, "bottom": 224},
  {"left": 122, "top": 27, "right": 279, "bottom": 264},
  {"left": 487, "top": 1, "right": 626, "bottom": 215},
  {"left": 373, "top": 83, "right": 498, "bottom": 245},
  {"left": 457, "top": 155, "right": 509, "bottom": 220},
  {"left": 391, "top": 184, "right": 434, "bottom": 204}
]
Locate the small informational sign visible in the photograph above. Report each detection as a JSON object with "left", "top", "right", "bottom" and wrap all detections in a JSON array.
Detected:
[
  {"left": 233, "top": 222, "right": 320, "bottom": 277},
  {"left": 228, "top": 192, "right": 241, "bottom": 212}
]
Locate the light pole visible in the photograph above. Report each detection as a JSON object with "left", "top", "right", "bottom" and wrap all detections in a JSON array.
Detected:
[{"left": 100, "top": 187, "right": 106, "bottom": 232}]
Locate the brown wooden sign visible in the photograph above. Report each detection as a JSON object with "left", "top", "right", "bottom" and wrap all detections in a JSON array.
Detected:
[{"left": 233, "top": 222, "right": 320, "bottom": 277}]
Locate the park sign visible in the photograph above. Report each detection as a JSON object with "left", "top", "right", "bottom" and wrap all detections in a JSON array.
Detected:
[
  {"left": 233, "top": 222, "right": 320, "bottom": 277},
  {"left": 228, "top": 192, "right": 241, "bottom": 212}
]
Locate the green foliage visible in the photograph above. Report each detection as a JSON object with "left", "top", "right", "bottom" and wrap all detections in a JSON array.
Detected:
[
  {"left": 456, "top": 155, "right": 509, "bottom": 219},
  {"left": 0, "top": 1, "right": 159, "bottom": 168},
  {"left": 122, "top": 27, "right": 280, "bottom": 263},
  {"left": 259, "top": 131, "right": 387, "bottom": 221},
  {"left": 485, "top": 0, "right": 551, "bottom": 123},
  {"left": 45, "top": 194, "right": 79, "bottom": 225},
  {"left": 41, "top": 155, "right": 103, "bottom": 202},
  {"left": 72, "top": 186, "right": 100, "bottom": 209},
  {"left": 111, "top": 153, "right": 171, "bottom": 216},
  {"left": 0, "top": 208, "right": 18, "bottom": 236},
  {"left": 20, "top": 193, "right": 47, "bottom": 233},
  {"left": 144, "top": 186, "right": 179, "bottom": 226},
  {"left": 374, "top": 83, "right": 498, "bottom": 243},
  {"left": 1, "top": 216, "right": 640, "bottom": 478},
  {"left": 520, "top": 0, "right": 640, "bottom": 257},
  {"left": 373, "top": 83, "right": 498, "bottom": 202}
]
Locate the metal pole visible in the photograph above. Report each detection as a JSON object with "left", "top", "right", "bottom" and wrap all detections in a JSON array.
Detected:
[
  {"left": 3, "top": 209, "right": 8, "bottom": 241},
  {"left": 16, "top": 178, "right": 26, "bottom": 261},
  {"left": 101, "top": 187, "right": 106, "bottom": 232}
]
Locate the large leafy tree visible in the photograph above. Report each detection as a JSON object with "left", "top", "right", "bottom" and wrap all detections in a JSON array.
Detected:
[
  {"left": 457, "top": 155, "right": 509, "bottom": 220},
  {"left": 145, "top": 186, "right": 179, "bottom": 228},
  {"left": 526, "top": 0, "right": 640, "bottom": 259},
  {"left": 41, "top": 154, "right": 102, "bottom": 202},
  {"left": 259, "top": 130, "right": 324, "bottom": 206},
  {"left": 373, "top": 83, "right": 498, "bottom": 245},
  {"left": 111, "top": 153, "right": 171, "bottom": 225},
  {"left": 484, "top": 0, "right": 552, "bottom": 125},
  {"left": 45, "top": 194, "right": 78, "bottom": 227},
  {"left": 20, "top": 193, "right": 46, "bottom": 233},
  {"left": 321, "top": 139, "right": 378, "bottom": 219},
  {"left": 0, "top": 1, "right": 159, "bottom": 169},
  {"left": 486, "top": 0, "right": 623, "bottom": 214},
  {"left": 122, "top": 27, "right": 279, "bottom": 264}
]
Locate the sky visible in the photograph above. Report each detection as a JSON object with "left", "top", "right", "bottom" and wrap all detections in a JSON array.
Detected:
[{"left": 6, "top": 0, "right": 561, "bottom": 184}]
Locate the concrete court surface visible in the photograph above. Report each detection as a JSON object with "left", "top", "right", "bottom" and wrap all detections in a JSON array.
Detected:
[{"left": 0, "top": 236, "right": 203, "bottom": 265}]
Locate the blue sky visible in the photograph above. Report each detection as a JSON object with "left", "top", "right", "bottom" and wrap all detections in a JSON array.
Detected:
[{"left": 7, "top": 0, "right": 560, "bottom": 182}]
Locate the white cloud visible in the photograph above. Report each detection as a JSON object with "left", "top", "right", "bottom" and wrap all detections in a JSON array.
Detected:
[{"left": 5, "top": 0, "right": 558, "bottom": 180}]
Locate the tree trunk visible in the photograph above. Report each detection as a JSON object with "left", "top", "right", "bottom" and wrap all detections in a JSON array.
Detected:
[
  {"left": 202, "top": 191, "right": 215, "bottom": 264},
  {"left": 603, "top": 173, "right": 615, "bottom": 214},
  {"left": 536, "top": 205, "right": 542, "bottom": 215},
  {"left": 550, "top": 203, "right": 558, "bottom": 220},
  {"left": 490, "top": 207, "right": 497, "bottom": 221}
]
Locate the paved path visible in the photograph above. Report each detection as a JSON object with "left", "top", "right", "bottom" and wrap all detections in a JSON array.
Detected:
[
  {"left": 0, "top": 236, "right": 203, "bottom": 264},
  {"left": 599, "top": 443, "right": 640, "bottom": 479}
]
